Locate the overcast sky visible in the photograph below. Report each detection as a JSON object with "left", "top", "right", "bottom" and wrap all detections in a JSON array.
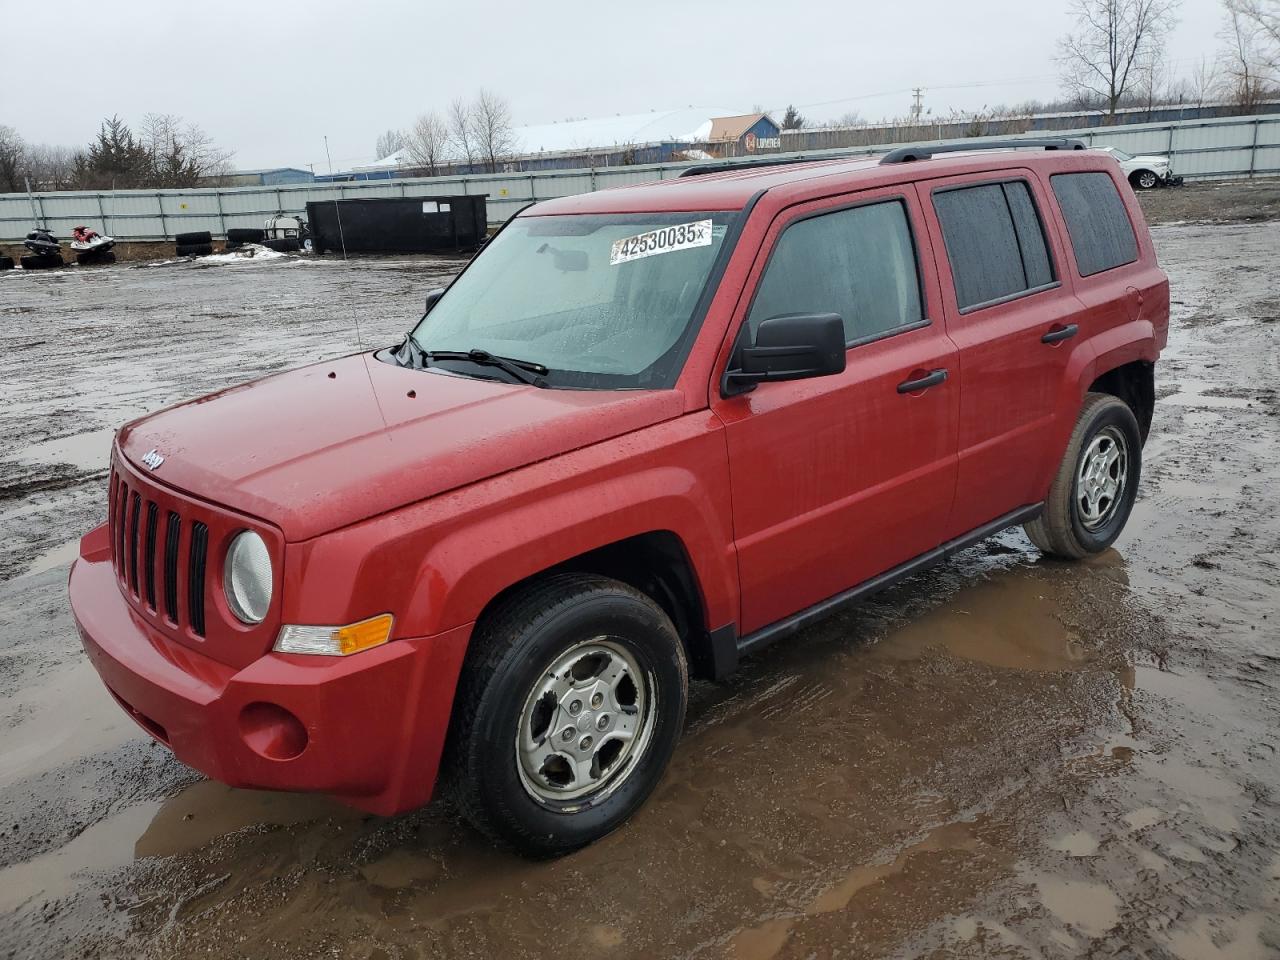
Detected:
[{"left": 0, "top": 0, "right": 1225, "bottom": 171}]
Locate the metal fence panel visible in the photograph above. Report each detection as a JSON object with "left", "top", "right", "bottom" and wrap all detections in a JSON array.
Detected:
[{"left": 4, "top": 113, "right": 1279, "bottom": 241}]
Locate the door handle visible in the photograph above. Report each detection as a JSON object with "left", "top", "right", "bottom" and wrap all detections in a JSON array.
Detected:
[
  {"left": 1041, "top": 323, "right": 1079, "bottom": 344},
  {"left": 897, "top": 368, "right": 948, "bottom": 394}
]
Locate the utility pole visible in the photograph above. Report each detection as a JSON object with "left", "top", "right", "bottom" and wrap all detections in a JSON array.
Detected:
[{"left": 911, "top": 88, "right": 925, "bottom": 121}]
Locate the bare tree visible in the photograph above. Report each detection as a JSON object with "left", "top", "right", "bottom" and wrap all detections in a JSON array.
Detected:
[
  {"left": 1058, "top": 0, "right": 1181, "bottom": 117},
  {"left": 25, "top": 144, "right": 79, "bottom": 190},
  {"left": 374, "top": 129, "right": 406, "bottom": 161},
  {"left": 1188, "top": 54, "right": 1223, "bottom": 107},
  {"left": 1135, "top": 47, "right": 1172, "bottom": 116},
  {"left": 448, "top": 97, "right": 477, "bottom": 169},
  {"left": 138, "top": 112, "right": 233, "bottom": 186},
  {"left": 471, "top": 88, "right": 516, "bottom": 173},
  {"left": 0, "top": 124, "right": 25, "bottom": 192},
  {"left": 1225, "top": 0, "right": 1279, "bottom": 78},
  {"left": 1220, "top": 1, "right": 1271, "bottom": 109},
  {"left": 406, "top": 112, "right": 448, "bottom": 176}
]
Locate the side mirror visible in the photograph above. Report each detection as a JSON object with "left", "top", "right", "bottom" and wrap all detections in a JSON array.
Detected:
[
  {"left": 424, "top": 288, "right": 444, "bottom": 316},
  {"left": 722, "top": 313, "right": 846, "bottom": 396}
]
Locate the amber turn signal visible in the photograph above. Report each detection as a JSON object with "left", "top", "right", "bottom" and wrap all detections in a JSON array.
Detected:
[{"left": 274, "top": 614, "right": 394, "bottom": 656}]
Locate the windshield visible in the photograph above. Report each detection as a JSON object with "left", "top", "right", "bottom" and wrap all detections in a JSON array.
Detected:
[
  {"left": 1105, "top": 147, "right": 1133, "bottom": 161},
  {"left": 409, "top": 211, "right": 735, "bottom": 389}
]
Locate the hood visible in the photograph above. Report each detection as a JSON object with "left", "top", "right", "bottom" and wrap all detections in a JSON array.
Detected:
[
  {"left": 1130, "top": 155, "right": 1169, "bottom": 165},
  {"left": 118, "top": 354, "right": 683, "bottom": 541}
]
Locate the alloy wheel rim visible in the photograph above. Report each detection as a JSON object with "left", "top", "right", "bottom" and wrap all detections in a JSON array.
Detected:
[
  {"left": 1139, "top": 172, "right": 1157, "bottom": 188},
  {"left": 515, "top": 637, "right": 654, "bottom": 805},
  {"left": 1076, "top": 425, "right": 1128, "bottom": 530}
]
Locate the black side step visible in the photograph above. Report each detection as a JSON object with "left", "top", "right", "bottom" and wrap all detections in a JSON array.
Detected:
[{"left": 709, "top": 502, "right": 1045, "bottom": 678}]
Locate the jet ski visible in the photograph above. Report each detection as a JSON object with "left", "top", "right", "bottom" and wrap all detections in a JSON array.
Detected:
[
  {"left": 23, "top": 229, "right": 60, "bottom": 256},
  {"left": 70, "top": 225, "right": 116, "bottom": 255},
  {"left": 20, "top": 228, "right": 64, "bottom": 269}
]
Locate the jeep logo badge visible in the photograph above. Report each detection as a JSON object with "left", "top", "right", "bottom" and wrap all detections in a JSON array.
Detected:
[{"left": 141, "top": 449, "right": 165, "bottom": 470}]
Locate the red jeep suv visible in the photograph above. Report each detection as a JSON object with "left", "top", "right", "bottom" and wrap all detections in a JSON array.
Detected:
[{"left": 70, "top": 139, "right": 1168, "bottom": 856}]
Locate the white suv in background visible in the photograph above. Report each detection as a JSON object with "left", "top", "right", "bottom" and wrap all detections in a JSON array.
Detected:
[{"left": 1098, "top": 146, "right": 1181, "bottom": 190}]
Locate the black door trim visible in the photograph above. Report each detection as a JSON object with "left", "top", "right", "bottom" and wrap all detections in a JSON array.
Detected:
[{"left": 708, "top": 502, "right": 1044, "bottom": 678}]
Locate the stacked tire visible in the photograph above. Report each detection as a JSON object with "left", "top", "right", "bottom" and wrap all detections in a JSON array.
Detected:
[
  {"left": 20, "top": 253, "right": 63, "bottom": 270},
  {"left": 175, "top": 231, "right": 213, "bottom": 258},
  {"left": 263, "top": 237, "right": 301, "bottom": 253},
  {"left": 0, "top": 255, "right": 14, "bottom": 271},
  {"left": 224, "top": 227, "right": 265, "bottom": 251},
  {"left": 76, "top": 250, "right": 117, "bottom": 266}
]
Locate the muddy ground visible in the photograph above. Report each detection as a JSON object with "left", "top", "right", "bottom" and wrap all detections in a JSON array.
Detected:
[{"left": 1, "top": 196, "right": 1278, "bottom": 959}]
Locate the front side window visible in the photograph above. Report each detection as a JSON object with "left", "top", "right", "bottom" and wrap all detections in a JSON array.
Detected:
[
  {"left": 932, "top": 180, "right": 1057, "bottom": 311},
  {"left": 1051, "top": 172, "right": 1139, "bottom": 277},
  {"left": 747, "top": 199, "right": 924, "bottom": 345},
  {"left": 409, "top": 211, "right": 735, "bottom": 389}
]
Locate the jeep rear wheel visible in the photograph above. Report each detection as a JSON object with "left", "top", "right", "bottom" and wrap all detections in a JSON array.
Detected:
[
  {"left": 1024, "top": 392, "right": 1142, "bottom": 559},
  {"left": 447, "top": 574, "right": 687, "bottom": 858}
]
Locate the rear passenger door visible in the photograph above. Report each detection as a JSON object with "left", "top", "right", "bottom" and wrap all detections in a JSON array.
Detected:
[
  {"left": 715, "top": 188, "right": 959, "bottom": 634},
  {"left": 918, "top": 173, "right": 1087, "bottom": 539}
]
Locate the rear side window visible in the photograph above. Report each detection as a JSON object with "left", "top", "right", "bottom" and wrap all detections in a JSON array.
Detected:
[
  {"left": 1051, "top": 172, "right": 1139, "bottom": 276},
  {"left": 748, "top": 199, "right": 924, "bottom": 345},
  {"left": 932, "top": 180, "right": 1056, "bottom": 311}
]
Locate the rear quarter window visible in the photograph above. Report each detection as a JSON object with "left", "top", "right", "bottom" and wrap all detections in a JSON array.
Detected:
[
  {"left": 931, "top": 180, "right": 1056, "bottom": 311},
  {"left": 1050, "top": 172, "right": 1139, "bottom": 277}
]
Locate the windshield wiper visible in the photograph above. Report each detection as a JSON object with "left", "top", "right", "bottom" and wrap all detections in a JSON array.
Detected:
[{"left": 425, "top": 348, "right": 549, "bottom": 387}]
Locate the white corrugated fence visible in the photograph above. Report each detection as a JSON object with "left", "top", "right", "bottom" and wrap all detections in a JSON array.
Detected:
[{"left": 2, "top": 112, "right": 1277, "bottom": 242}]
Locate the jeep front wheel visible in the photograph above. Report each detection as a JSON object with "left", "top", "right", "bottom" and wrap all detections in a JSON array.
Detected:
[
  {"left": 1024, "top": 392, "right": 1142, "bottom": 559},
  {"left": 447, "top": 574, "right": 688, "bottom": 858}
]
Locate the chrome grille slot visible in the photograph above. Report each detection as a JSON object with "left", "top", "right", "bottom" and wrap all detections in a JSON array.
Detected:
[
  {"left": 115, "top": 477, "right": 128, "bottom": 579},
  {"left": 188, "top": 522, "right": 209, "bottom": 637},
  {"left": 144, "top": 502, "right": 159, "bottom": 609},
  {"left": 127, "top": 493, "right": 141, "bottom": 595},
  {"left": 164, "top": 511, "right": 181, "bottom": 622}
]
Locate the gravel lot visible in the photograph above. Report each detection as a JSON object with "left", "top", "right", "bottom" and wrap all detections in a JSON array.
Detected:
[{"left": 1, "top": 187, "right": 1278, "bottom": 959}]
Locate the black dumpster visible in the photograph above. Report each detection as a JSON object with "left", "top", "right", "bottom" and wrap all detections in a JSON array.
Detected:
[{"left": 306, "top": 195, "right": 487, "bottom": 254}]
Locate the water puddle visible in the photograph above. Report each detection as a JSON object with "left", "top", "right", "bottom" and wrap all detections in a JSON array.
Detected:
[
  {"left": 18, "top": 427, "right": 116, "bottom": 472},
  {"left": 136, "top": 780, "right": 359, "bottom": 859},
  {"left": 872, "top": 567, "right": 1090, "bottom": 671},
  {"left": 1028, "top": 871, "right": 1121, "bottom": 938},
  {"left": 21, "top": 538, "right": 80, "bottom": 577}
]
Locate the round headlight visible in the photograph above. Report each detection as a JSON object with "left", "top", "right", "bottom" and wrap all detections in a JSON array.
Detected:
[{"left": 224, "top": 531, "right": 273, "bottom": 624}]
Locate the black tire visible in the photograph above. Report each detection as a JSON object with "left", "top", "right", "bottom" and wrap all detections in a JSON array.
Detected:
[
  {"left": 0, "top": 256, "right": 13, "bottom": 270},
  {"left": 76, "top": 250, "right": 116, "bottom": 265},
  {"left": 1025, "top": 392, "right": 1142, "bottom": 559},
  {"left": 1131, "top": 170, "right": 1160, "bottom": 190},
  {"left": 262, "top": 237, "right": 300, "bottom": 253},
  {"left": 175, "top": 243, "right": 213, "bottom": 257},
  {"left": 224, "top": 241, "right": 243, "bottom": 252},
  {"left": 447, "top": 573, "right": 688, "bottom": 858},
  {"left": 226, "top": 228, "right": 265, "bottom": 244},
  {"left": 20, "top": 253, "right": 63, "bottom": 269},
  {"left": 174, "top": 230, "right": 211, "bottom": 245}
]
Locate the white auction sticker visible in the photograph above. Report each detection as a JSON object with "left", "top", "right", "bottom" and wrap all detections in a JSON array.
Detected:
[{"left": 610, "top": 219, "right": 713, "bottom": 265}]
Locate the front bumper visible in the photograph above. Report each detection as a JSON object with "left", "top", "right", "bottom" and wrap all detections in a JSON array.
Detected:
[{"left": 69, "top": 524, "right": 472, "bottom": 815}]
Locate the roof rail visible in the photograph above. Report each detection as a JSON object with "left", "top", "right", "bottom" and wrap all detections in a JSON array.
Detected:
[
  {"left": 879, "top": 138, "right": 1087, "bottom": 164},
  {"left": 678, "top": 155, "right": 839, "bottom": 178}
]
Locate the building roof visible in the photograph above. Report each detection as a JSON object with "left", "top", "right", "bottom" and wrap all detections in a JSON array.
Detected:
[
  {"left": 707, "top": 113, "right": 774, "bottom": 142},
  {"left": 226, "top": 167, "right": 313, "bottom": 177},
  {"left": 359, "top": 107, "right": 743, "bottom": 170},
  {"left": 513, "top": 107, "right": 741, "bottom": 154}
]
